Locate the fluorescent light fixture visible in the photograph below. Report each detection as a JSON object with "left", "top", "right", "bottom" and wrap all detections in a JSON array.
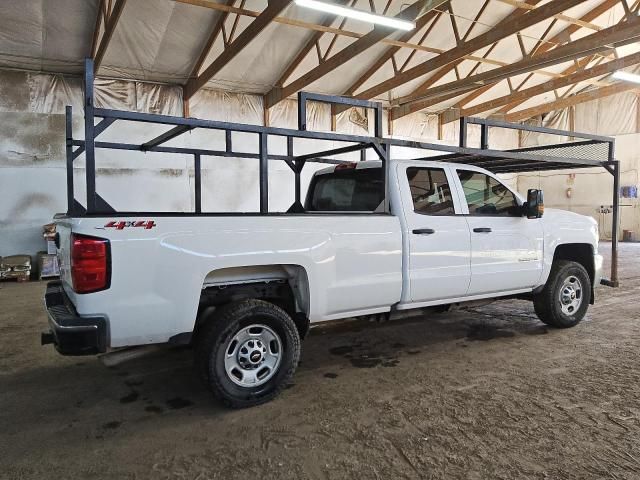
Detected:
[
  {"left": 612, "top": 70, "right": 640, "bottom": 84},
  {"left": 295, "top": 0, "right": 415, "bottom": 31}
]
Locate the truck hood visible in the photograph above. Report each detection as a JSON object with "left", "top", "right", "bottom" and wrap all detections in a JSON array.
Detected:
[
  {"left": 542, "top": 207, "right": 599, "bottom": 251},
  {"left": 543, "top": 207, "right": 597, "bottom": 226}
]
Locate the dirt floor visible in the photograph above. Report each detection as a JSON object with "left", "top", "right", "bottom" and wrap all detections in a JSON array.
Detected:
[{"left": 1, "top": 242, "right": 640, "bottom": 480}]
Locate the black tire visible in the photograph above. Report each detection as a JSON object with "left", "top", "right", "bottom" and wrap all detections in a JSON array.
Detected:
[
  {"left": 194, "top": 299, "right": 300, "bottom": 408},
  {"left": 533, "top": 260, "right": 591, "bottom": 328}
]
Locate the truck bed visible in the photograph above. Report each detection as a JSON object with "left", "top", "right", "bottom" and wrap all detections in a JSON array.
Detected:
[{"left": 56, "top": 214, "right": 403, "bottom": 348}]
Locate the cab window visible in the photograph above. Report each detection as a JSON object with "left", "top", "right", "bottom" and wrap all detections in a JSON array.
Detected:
[
  {"left": 457, "top": 170, "right": 520, "bottom": 216},
  {"left": 406, "top": 167, "right": 455, "bottom": 215}
]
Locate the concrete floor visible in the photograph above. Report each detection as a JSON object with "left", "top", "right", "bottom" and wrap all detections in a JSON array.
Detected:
[{"left": 1, "top": 242, "right": 639, "bottom": 480}]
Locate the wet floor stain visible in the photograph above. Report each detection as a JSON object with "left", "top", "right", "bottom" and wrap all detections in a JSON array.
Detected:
[
  {"left": 166, "top": 397, "right": 193, "bottom": 410},
  {"left": 329, "top": 345, "right": 354, "bottom": 356},
  {"left": 382, "top": 359, "right": 399, "bottom": 368},
  {"left": 350, "top": 356, "right": 383, "bottom": 368},
  {"left": 102, "top": 421, "right": 121, "bottom": 430},
  {"left": 120, "top": 391, "right": 139, "bottom": 404},
  {"left": 466, "top": 324, "right": 516, "bottom": 341},
  {"left": 145, "top": 405, "right": 164, "bottom": 414},
  {"left": 324, "top": 372, "right": 338, "bottom": 379},
  {"left": 329, "top": 342, "right": 401, "bottom": 369},
  {"left": 406, "top": 350, "right": 421, "bottom": 355}
]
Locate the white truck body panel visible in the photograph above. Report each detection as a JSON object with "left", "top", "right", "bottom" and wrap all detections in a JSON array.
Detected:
[
  {"left": 53, "top": 160, "right": 602, "bottom": 350},
  {"left": 59, "top": 215, "right": 402, "bottom": 347}
]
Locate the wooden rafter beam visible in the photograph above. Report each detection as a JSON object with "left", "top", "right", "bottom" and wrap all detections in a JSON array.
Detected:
[
  {"left": 93, "top": 0, "right": 127, "bottom": 73},
  {"left": 173, "top": 0, "right": 579, "bottom": 82},
  {"left": 341, "top": 5, "right": 446, "bottom": 97},
  {"left": 505, "top": 82, "right": 638, "bottom": 122},
  {"left": 494, "top": 0, "right": 602, "bottom": 31},
  {"left": 404, "top": 0, "right": 542, "bottom": 104},
  {"left": 392, "top": 15, "right": 640, "bottom": 119},
  {"left": 451, "top": 0, "right": 619, "bottom": 115},
  {"left": 469, "top": 0, "right": 621, "bottom": 114},
  {"left": 184, "top": 0, "right": 293, "bottom": 100},
  {"left": 353, "top": 0, "right": 585, "bottom": 106},
  {"left": 449, "top": 51, "right": 640, "bottom": 121},
  {"left": 264, "top": 0, "right": 448, "bottom": 108},
  {"left": 91, "top": 0, "right": 106, "bottom": 58},
  {"left": 189, "top": 0, "right": 236, "bottom": 80},
  {"left": 273, "top": 0, "right": 351, "bottom": 88}
]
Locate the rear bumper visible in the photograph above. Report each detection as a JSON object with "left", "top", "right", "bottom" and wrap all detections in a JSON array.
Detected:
[{"left": 41, "top": 281, "right": 108, "bottom": 355}]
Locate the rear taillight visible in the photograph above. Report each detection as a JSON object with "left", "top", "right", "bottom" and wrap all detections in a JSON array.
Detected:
[{"left": 71, "top": 234, "right": 110, "bottom": 294}]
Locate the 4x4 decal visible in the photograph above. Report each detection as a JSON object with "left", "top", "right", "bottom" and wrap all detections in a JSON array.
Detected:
[{"left": 103, "top": 220, "right": 156, "bottom": 230}]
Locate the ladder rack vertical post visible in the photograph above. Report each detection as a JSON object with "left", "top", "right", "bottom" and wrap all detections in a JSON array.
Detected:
[
  {"left": 194, "top": 153, "right": 202, "bottom": 214},
  {"left": 84, "top": 58, "right": 97, "bottom": 213},
  {"left": 65, "top": 106, "right": 74, "bottom": 215},
  {"left": 259, "top": 133, "right": 268, "bottom": 213}
]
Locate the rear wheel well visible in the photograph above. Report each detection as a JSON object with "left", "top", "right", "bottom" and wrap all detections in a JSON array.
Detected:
[
  {"left": 194, "top": 266, "right": 310, "bottom": 341},
  {"left": 552, "top": 243, "right": 595, "bottom": 302}
]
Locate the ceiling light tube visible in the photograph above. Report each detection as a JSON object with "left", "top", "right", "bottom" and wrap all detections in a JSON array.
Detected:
[
  {"left": 612, "top": 70, "right": 640, "bottom": 84},
  {"left": 295, "top": 0, "right": 415, "bottom": 31}
]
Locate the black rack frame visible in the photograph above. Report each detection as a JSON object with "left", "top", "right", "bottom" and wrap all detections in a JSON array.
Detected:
[{"left": 66, "top": 58, "right": 620, "bottom": 287}]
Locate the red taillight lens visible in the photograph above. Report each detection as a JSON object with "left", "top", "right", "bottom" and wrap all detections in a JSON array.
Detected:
[{"left": 71, "top": 234, "right": 110, "bottom": 294}]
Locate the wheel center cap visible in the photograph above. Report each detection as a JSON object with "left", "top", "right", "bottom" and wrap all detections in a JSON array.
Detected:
[{"left": 250, "top": 351, "right": 262, "bottom": 363}]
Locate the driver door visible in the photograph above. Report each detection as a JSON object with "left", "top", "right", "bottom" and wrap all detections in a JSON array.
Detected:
[{"left": 453, "top": 168, "right": 544, "bottom": 295}]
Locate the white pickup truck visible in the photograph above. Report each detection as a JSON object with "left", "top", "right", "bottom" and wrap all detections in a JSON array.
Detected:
[{"left": 43, "top": 159, "right": 602, "bottom": 407}]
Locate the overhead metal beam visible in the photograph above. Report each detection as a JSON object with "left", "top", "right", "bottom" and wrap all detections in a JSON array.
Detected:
[
  {"left": 506, "top": 82, "right": 638, "bottom": 122},
  {"left": 93, "top": 0, "right": 127, "bottom": 73},
  {"left": 264, "top": 0, "right": 446, "bottom": 108},
  {"left": 393, "top": 15, "right": 640, "bottom": 119},
  {"left": 184, "top": 0, "right": 293, "bottom": 100},
  {"left": 352, "top": 0, "right": 585, "bottom": 105},
  {"left": 447, "top": 51, "right": 640, "bottom": 122}
]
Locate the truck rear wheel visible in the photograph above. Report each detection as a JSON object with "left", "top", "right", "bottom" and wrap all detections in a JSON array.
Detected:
[
  {"left": 533, "top": 260, "right": 591, "bottom": 328},
  {"left": 195, "top": 299, "right": 300, "bottom": 408}
]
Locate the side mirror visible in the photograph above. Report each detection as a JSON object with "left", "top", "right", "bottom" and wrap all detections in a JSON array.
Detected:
[{"left": 525, "top": 189, "right": 544, "bottom": 219}]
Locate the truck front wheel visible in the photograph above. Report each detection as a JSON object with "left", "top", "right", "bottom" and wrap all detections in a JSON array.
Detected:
[
  {"left": 195, "top": 299, "right": 301, "bottom": 408},
  {"left": 533, "top": 260, "right": 591, "bottom": 328}
]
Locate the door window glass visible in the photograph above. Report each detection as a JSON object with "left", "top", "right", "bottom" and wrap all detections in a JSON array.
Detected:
[
  {"left": 406, "top": 167, "right": 455, "bottom": 215},
  {"left": 457, "top": 170, "right": 519, "bottom": 216}
]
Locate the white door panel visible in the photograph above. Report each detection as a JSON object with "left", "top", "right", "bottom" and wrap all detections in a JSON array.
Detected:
[
  {"left": 466, "top": 216, "right": 543, "bottom": 294},
  {"left": 398, "top": 165, "right": 471, "bottom": 303},
  {"left": 453, "top": 168, "right": 544, "bottom": 295}
]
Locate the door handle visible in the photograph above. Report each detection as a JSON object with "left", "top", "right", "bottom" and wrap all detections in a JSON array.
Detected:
[
  {"left": 412, "top": 228, "right": 435, "bottom": 235},
  {"left": 473, "top": 227, "right": 492, "bottom": 233}
]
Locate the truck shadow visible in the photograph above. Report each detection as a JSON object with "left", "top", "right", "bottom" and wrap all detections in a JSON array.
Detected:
[{"left": 2, "top": 299, "right": 553, "bottom": 433}]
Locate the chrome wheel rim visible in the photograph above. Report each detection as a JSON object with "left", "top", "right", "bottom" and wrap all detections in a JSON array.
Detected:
[
  {"left": 223, "top": 324, "right": 282, "bottom": 388},
  {"left": 559, "top": 275, "right": 583, "bottom": 315}
]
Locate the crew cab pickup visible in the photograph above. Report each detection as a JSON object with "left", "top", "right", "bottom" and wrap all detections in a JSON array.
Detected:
[{"left": 43, "top": 160, "right": 602, "bottom": 407}]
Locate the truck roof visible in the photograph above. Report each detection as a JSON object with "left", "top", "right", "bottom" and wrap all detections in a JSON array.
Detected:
[{"left": 313, "top": 159, "right": 494, "bottom": 177}]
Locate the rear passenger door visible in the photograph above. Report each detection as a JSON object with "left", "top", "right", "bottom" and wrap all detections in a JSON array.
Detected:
[
  {"left": 399, "top": 165, "right": 471, "bottom": 304},
  {"left": 454, "top": 169, "right": 544, "bottom": 295}
]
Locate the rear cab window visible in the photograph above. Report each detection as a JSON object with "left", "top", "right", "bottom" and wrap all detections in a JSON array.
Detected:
[{"left": 305, "top": 167, "right": 384, "bottom": 212}]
